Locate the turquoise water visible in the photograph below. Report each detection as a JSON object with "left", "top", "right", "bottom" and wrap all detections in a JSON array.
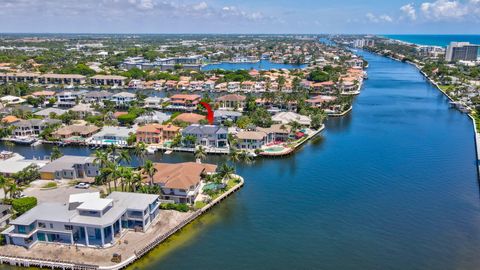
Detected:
[
  {"left": 1, "top": 50, "right": 480, "bottom": 269},
  {"left": 384, "top": 35, "right": 480, "bottom": 47},
  {"left": 263, "top": 146, "right": 286, "bottom": 152},
  {"left": 202, "top": 60, "right": 306, "bottom": 71}
]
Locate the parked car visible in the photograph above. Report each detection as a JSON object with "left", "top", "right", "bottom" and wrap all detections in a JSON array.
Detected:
[{"left": 75, "top": 183, "right": 90, "bottom": 189}]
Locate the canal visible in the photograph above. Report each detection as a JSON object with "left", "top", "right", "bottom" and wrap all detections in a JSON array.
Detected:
[{"left": 2, "top": 50, "right": 480, "bottom": 270}]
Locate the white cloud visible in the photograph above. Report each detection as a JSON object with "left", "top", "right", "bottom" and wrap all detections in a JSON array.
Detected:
[
  {"left": 193, "top": 1, "right": 208, "bottom": 11},
  {"left": 366, "top": 12, "right": 394, "bottom": 23},
  {"left": 400, "top": 3, "right": 417, "bottom": 20},
  {"left": 420, "top": 0, "right": 470, "bottom": 20}
]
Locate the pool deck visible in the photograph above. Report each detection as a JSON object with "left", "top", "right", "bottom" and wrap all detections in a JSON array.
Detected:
[{"left": 260, "top": 125, "right": 325, "bottom": 157}]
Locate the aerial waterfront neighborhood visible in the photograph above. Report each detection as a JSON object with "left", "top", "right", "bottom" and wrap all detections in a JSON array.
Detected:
[
  {"left": 0, "top": 29, "right": 478, "bottom": 270},
  {"left": 0, "top": 33, "right": 368, "bottom": 269}
]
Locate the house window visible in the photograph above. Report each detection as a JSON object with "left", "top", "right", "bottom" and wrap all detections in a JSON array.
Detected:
[
  {"left": 64, "top": 225, "right": 73, "bottom": 230},
  {"left": 38, "top": 222, "right": 46, "bottom": 228},
  {"left": 50, "top": 223, "right": 53, "bottom": 229}
]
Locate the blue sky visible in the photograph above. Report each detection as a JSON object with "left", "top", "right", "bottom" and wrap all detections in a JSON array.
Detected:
[{"left": 0, "top": 0, "right": 478, "bottom": 34}]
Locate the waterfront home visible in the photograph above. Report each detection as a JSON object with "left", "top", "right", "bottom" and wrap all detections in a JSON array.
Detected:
[
  {"left": 0, "top": 95, "right": 25, "bottom": 105},
  {"left": 69, "top": 103, "right": 98, "bottom": 119},
  {"left": 311, "top": 81, "right": 335, "bottom": 93},
  {"left": 39, "top": 155, "right": 99, "bottom": 180},
  {"left": 216, "top": 94, "right": 246, "bottom": 110},
  {"left": 165, "top": 80, "right": 178, "bottom": 89},
  {"left": 0, "top": 204, "right": 12, "bottom": 227},
  {"left": 1, "top": 192, "right": 160, "bottom": 248},
  {"left": 90, "top": 75, "right": 126, "bottom": 86},
  {"left": 83, "top": 90, "right": 113, "bottom": 104},
  {"left": 134, "top": 111, "right": 170, "bottom": 125},
  {"left": 90, "top": 126, "right": 135, "bottom": 146},
  {"left": 38, "top": 74, "right": 86, "bottom": 85},
  {"left": 255, "top": 98, "right": 298, "bottom": 112},
  {"left": 136, "top": 124, "right": 180, "bottom": 144},
  {"left": 174, "top": 113, "right": 205, "bottom": 124},
  {"left": 168, "top": 94, "right": 200, "bottom": 111},
  {"left": 214, "top": 110, "right": 242, "bottom": 125},
  {"left": 128, "top": 79, "right": 144, "bottom": 89},
  {"left": 143, "top": 97, "right": 165, "bottom": 109},
  {"left": 203, "top": 80, "right": 215, "bottom": 91},
  {"left": 272, "top": 112, "right": 311, "bottom": 126},
  {"left": 52, "top": 124, "right": 100, "bottom": 141},
  {"left": 0, "top": 152, "right": 47, "bottom": 177},
  {"left": 235, "top": 131, "right": 268, "bottom": 150},
  {"left": 181, "top": 124, "right": 228, "bottom": 148},
  {"left": 257, "top": 124, "right": 292, "bottom": 143},
  {"left": 56, "top": 91, "right": 85, "bottom": 108},
  {"left": 305, "top": 95, "right": 337, "bottom": 108},
  {"left": 227, "top": 82, "right": 241, "bottom": 92},
  {"left": 12, "top": 119, "right": 61, "bottom": 137},
  {"left": 33, "top": 107, "right": 66, "bottom": 118},
  {"left": 110, "top": 92, "right": 136, "bottom": 107},
  {"left": 147, "top": 162, "right": 217, "bottom": 204},
  {"left": 215, "top": 82, "right": 228, "bottom": 92},
  {"left": 241, "top": 81, "right": 255, "bottom": 92}
]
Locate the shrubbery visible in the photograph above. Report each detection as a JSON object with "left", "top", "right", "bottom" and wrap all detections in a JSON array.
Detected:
[
  {"left": 159, "top": 203, "right": 189, "bottom": 212},
  {"left": 12, "top": 197, "right": 37, "bottom": 215}
]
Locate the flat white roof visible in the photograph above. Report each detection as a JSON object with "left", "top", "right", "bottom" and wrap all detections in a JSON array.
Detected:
[
  {"left": 77, "top": 198, "right": 113, "bottom": 212},
  {"left": 69, "top": 192, "right": 100, "bottom": 204}
]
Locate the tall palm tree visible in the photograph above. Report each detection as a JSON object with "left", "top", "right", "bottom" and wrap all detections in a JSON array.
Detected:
[
  {"left": 116, "top": 149, "right": 132, "bottom": 165},
  {"left": 218, "top": 163, "right": 235, "bottom": 182},
  {"left": 229, "top": 147, "right": 240, "bottom": 164},
  {"left": 7, "top": 181, "right": 21, "bottom": 199},
  {"left": 50, "top": 146, "right": 63, "bottom": 161},
  {"left": 120, "top": 167, "right": 133, "bottom": 192},
  {"left": 133, "top": 142, "right": 147, "bottom": 165},
  {"left": 142, "top": 160, "right": 157, "bottom": 187},
  {"left": 131, "top": 172, "right": 142, "bottom": 192},
  {"left": 239, "top": 151, "right": 253, "bottom": 164},
  {"left": 93, "top": 149, "right": 109, "bottom": 169},
  {"left": 194, "top": 146, "right": 207, "bottom": 163},
  {"left": 0, "top": 176, "right": 9, "bottom": 199}
]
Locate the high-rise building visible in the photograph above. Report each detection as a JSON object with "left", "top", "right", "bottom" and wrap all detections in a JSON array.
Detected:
[{"left": 445, "top": 42, "right": 479, "bottom": 62}]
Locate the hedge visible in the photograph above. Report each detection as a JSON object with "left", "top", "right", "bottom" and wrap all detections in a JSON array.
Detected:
[{"left": 12, "top": 197, "right": 37, "bottom": 215}]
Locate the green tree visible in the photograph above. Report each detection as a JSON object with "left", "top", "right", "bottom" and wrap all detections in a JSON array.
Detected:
[{"left": 50, "top": 146, "right": 63, "bottom": 161}]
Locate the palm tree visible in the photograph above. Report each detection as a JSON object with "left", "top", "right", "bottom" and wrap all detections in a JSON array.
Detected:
[
  {"left": 7, "top": 181, "right": 21, "bottom": 199},
  {"left": 120, "top": 167, "right": 133, "bottom": 192},
  {"left": 116, "top": 149, "right": 132, "bottom": 165},
  {"left": 50, "top": 146, "right": 63, "bottom": 161},
  {"left": 133, "top": 142, "right": 147, "bottom": 165},
  {"left": 218, "top": 163, "right": 235, "bottom": 182},
  {"left": 228, "top": 147, "right": 240, "bottom": 164},
  {"left": 131, "top": 172, "right": 142, "bottom": 192},
  {"left": 239, "top": 151, "right": 253, "bottom": 164},
  {"left": 194, "top": 146, "right": 207, "bottom": 163},
  {"left": 93, "top": 150, "right": 109, "bottom": 169},
  {"left": 142, "top": 160, "right": 157, "bottom": 187},
  {"left": 0, "top": 176, "right": 9, "bottom": 199}
]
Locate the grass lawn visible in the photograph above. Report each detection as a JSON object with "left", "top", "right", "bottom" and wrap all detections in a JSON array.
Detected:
[{"left": 41, "top": 182, "right": 57, "bottom": 189}]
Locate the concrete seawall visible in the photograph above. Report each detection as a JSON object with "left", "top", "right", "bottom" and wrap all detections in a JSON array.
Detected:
[{"left": 0, "top": 176, "right": 245, "bottom": 270}]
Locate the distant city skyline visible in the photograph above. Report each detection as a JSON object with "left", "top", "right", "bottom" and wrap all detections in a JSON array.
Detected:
[{"left": 0, "top": 0, "right": 479, "bottom": 34}]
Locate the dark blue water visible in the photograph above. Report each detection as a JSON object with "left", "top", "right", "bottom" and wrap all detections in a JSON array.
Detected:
[
  {"left": 384, "top": 35, "right": 480, "bottom": 47},
  {"left": 202, "top": 60, "right": 306, "bottom": 71},
  {"left": 2, "top": 50, "right": 480, "bottom": 270}
]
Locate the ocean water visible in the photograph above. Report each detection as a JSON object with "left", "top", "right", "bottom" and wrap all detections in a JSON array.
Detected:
[
  {"left": 383, "top": 35, "right": 480, "bottom": 47},
  {"left": 2, "top": 50, "right": 479, "bottom": 270}
]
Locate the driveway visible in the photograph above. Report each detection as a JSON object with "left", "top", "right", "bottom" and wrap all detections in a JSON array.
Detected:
[{"left": 23, "top": 180, "right": 102, "bottom": 203}]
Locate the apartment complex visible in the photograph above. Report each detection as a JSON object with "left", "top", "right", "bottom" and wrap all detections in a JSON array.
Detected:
[{"left": 445, "top": 42, "right": 479, "bottom": 62}]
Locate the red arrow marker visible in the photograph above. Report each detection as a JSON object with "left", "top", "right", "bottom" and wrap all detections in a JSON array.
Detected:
[{"left": 200, "top": 101, "right": 214, "bottom": 125}]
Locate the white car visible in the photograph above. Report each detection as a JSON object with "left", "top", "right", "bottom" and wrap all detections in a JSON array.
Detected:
[{"left": 75, "top": 183, "right": 90, "bottom": 189}]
